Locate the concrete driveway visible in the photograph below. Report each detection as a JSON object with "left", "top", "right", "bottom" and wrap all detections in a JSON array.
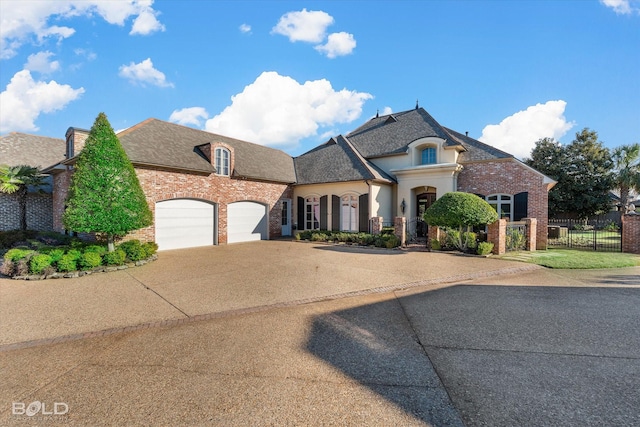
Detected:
[{"left": 1, "top": 241, "right": 639, "bottom": 425}]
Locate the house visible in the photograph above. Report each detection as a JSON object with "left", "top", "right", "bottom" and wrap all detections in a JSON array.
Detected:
[
  {"left": 0, "top": 132, "right": 66, "bottom": 231},
  {"left": 293, "top": 107, "right": 555, "bottom": 249},
  {"left": 9, "top": 105, "right": 555, "bottom": 250}
]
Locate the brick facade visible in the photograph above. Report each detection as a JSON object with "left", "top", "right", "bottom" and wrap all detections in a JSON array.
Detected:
[
  {"left": 457, "top": 159, "right": 551, "bottom": 249},
  {"left": 622, "top": 214, "right": 640, "bottom": 254},
  {"left": 0, "top": 192, "right": 53, "bottom": 231},
  {"left": 52, "top": 165, "right": 293, "bottom": 244}
]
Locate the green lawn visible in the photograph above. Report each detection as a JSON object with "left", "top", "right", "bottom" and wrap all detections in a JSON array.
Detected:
[{"left": 499, "top": 249, "right": 640, "bottom": 269}]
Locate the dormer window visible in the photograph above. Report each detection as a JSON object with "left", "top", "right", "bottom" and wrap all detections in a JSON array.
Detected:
[
  {"left": 421, "top": 147, "right": 436, "bottom": 165},
  {"left": 215, "top": 147, "right": 230, "bottom": 176}
]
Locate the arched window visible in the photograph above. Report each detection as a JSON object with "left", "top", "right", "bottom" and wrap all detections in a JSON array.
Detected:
[
  {"left": 487, "top": 194, "right": 513, "bottom": 220},
  {"left": 215, "top": 147, "right": 230, "bottom": 176},
  {"left": 340, "top": 194, "right": 358, "bottom": 232},
  {"left": 421, "top": 147, "right": 437, "bottom": 165}
]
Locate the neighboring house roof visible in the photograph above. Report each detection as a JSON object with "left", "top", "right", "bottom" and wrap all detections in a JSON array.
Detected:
[
  {"left": 0, "top": 132, "right": 66, "bottom": 169},
  {"left": 345, "top": 108, "right": 464, "bottom": 158},
  {"left": 116, "top": 119, "right": 296, "bottom": 183},
  {"left": 294, "top": 135, "right": 395, "bottom": 185}
]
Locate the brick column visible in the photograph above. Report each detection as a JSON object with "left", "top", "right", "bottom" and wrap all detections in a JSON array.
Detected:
[
  {"left": 488, "top": 218, "right": 507, "bottom": 255},
  {"left": 370, "top": 216, "right": 383, "bottom": 235},
  {"left": 394, "top": 216, "right": 406, "bottom": 247},
  {"left": 428, "top": 225, "right": 440, "bottom": 246},
  {"left": 524, "top": 218, "right": 537, "bottom": 251},
  {"left": 622, "top": 214, "right": 640, "bottom": 254}
]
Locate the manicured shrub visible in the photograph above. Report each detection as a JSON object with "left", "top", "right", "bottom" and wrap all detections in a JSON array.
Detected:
[
  {"left": 29, "top": 254, "right": 53, "bottom": 274},
  {"left": 4, "top": 248, "right": 35, "bottom": 262},
  {"left": 118, "top": 240, "right": 147, "bottom": 261},
  {"left": 83, "top": 245, "right": 108, "bottom": 256},
  {"left": 477, "top": 242, "right": 494, "bottom": 255},
  {"left": 57, "top": 254, "right": 78, "bottom": 272},
  {"left": 79, "top": 251, "right": 103, "bottom": 270},
  {"left": 104, "top": 248, "right": 126, "bottom": 266},
  {"left": 462, "top": 232, "right": 478, "bottom": 250},
  {"left": 311, "top": 232, "right": 328, "bottom": 242},
  {"left": 430, "top": 239, "right": 441, "bottom": 250},
  {"left": 66, "top": 249, "right": 82, "bottom": 261},
  {"left": 141, "top": 242, "right": 158, "bottom": 258}
]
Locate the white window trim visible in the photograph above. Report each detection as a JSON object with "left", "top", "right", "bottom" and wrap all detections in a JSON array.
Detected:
[
  {"left": 487, "top": 194, "right": 513, "bottom": 221},
  {"left": 340, "top": 194, "right": 359, "bottom": 232},
  {"left": 215, "top": 147, "right": 230, "bottom": 176},
  {"left": 304, "top": 196, "right": 320, "bottom": 230}
]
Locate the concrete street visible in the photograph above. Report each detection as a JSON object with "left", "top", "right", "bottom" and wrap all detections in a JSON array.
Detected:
[{"left": 1, "top": 241, "right": 638, "bottom": 426}]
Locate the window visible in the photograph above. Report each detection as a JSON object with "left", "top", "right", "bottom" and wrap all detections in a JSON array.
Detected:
[
  {"left": 340, "top": 195, "right": 358, "bottom": 231},
  {"left": 215, "top": 147, "right": 230, "bottom": 176},
  {"left": 487, "top": 194, "right": 513, "bottom": 220},
  {"left": 421, "top": 147, "right": 436, "bottom": 165},
  {"left": 305, "top": 197, "right": 320, "bottom": 230}
]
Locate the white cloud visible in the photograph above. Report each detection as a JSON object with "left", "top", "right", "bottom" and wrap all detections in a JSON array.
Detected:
[
  {"left": 600, "top": 0, "right": 639, "bottom": 14},
  {"left": 315, "top": 32, "right": 356, "bottom": 58},
  {"left": 0, "top": 0, "right": 164, "bottom": 59},
  {"left": 0, "top": 69, "right": 84, "bottom": 133},
  {"left": 169, "top": 107, "right": 209, "bottom": 127},
  {"left": 24, "top": 51, "right": 60, "bottom": 74},
  {"left": 381, "top": 107, "right": 393, "bottom": 115},
  {"left": 118, "top": 58, "right": 173, "bottom": 88},
  {"left": 239, "top": 23, "right": 251, "bottom": 34},
  {"left": 272, "top": 9, "right": 334, "bottom": 43},
  {"left": 204, "top": 71, "right": 373, "bottom": 148},
  {"left": 479, "top": 100, "right": 575, "bottom": 159}
]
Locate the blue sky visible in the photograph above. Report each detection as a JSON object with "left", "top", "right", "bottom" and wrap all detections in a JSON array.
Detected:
[{"left": 1, "top": 0, "right": 638, "bottom": 159}]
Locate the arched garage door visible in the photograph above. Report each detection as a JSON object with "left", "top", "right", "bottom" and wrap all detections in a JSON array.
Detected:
[
  {"left": 227, "top": 201, "right": 267, "bottom": 244},
  {"left": 155, "top": 199, "right": 216, "bottom": 250}
]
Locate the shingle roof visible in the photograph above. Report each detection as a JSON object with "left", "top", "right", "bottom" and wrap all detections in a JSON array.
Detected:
[
  {"left": 117, "top": 119, "right": 296, "bottom": 183},
  {"left": 346, "top": 108, "right": 464, "bottom": 158},
  {"left": 443, "top": 127, "right": 513, "bottom": 161},
  {"left": 0, "top": 132, "right": 66, "bottom": 169},
  {"left": 294, "top": 135, "right": 395, "bottom": 185}
]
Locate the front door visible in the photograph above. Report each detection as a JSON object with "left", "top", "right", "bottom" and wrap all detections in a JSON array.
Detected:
[
  {"left": 281, "top": 199, "right": 292, "bottom": 236},
  {"left": 416, "top": 193, "right": 436, "bottom": 237}
]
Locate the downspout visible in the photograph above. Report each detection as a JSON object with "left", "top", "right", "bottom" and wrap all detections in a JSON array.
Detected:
[{"left": 365, "top": 180, "right": 372, "bottom": 233}]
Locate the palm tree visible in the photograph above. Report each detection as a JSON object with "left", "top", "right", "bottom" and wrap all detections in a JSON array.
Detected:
[
  {"left": 611, "top": 143, "right": 640, "bottom": 213},
  {"left": 0, "top": 165, "right": 48, "bottom": 230}
]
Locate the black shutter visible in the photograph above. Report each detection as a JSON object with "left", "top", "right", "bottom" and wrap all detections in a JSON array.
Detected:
[
  {"left": 474, "top": 193, "right": 486, "bottom": 199},
  {"left": 297, "top": 197, "right": 304, "bottom": 230},
  {"left": 359, "top": 193, "right": 369, "bottom": 232},
  {"left": 320, "top": 196, "right": 328, "bottom": 230},
  {"left": 332, "top": 195, "right": 340, "bottom": 231},
  {"left": 514, "top": 192, "right": 528, "bottom": 221}
]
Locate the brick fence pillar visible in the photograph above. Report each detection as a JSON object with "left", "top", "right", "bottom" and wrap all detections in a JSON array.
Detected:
[
  {"left": 394, "top": 216, "right": 406, "bottom": 247},
  {"left": 428, "top": 225, "right": 440, "bottom": 246},
  {"left": 622, "top": 214, "right": 640, "bottom": 254},
  {"left": 524, "top": 218, "right": 537, "bottom": 251},
  {"left": 488, "top": 218, "right": 507, "bottom": 255},
  {"left": 370, "top": 216, "right": 383, "bottom": 235}
]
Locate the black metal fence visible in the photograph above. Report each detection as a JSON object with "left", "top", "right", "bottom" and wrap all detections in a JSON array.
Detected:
[
  {"left": 548, "top": 218, "right": 622, "bottom": 252},
  {"left": 506, "top": 221, "right": 527, "bottom": 252}
]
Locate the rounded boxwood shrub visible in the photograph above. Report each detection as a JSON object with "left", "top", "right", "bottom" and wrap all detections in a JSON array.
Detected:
[
  {"left": 29, "top": 254, "right": 53, "bottom": 275},
  {"left": 79, "top": 251, "right": 103, "bottom": 270},
  {"left": 83, "top": 245, "right": 108, "bottom": 256},
  {"left": 141, "top": 242, "right": 158, "bottom": 258},
  {"left": 118, "top": 240, "right": 146, "bottom": 261},
  {"left": 477, "top": 242, "right": 494, "bottom": 255},
  {"left": 104, "top": 248, "right": 126, "bottom": 266},
  {"left": 57, "top": 254, "right": 78, "bottom": 272}
]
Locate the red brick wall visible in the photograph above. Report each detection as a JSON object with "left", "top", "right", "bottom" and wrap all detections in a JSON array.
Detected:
[
  {"left": 457, "top": 159, "right": 551, "bottom": 249},
  {"left": 52, "top": 165, "right": 292, "bottom": 244},
  {"left": 622, "top": 214, "right": 640, "bottom": 254}
]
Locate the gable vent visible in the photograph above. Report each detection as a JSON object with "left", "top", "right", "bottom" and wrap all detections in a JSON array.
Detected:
[{"left": 384, "top": 115, "right": 397, "bottom": 124}]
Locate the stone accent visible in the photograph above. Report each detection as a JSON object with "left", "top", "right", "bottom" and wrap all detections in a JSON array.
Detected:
[
  {"left": 524, "top": 218, "right": 537, "bottom": 251},
  {"left": 394, "top": 216, "right": 406, "bottom": 247},
  {"left": 457, "top": 159, "right": 551, "bottom": 249},
  {"left": 370, "top": 216, "right": 383, "bottom": 235},
  {"left": 622, "top": 214, "right": 640, "bottom": 254},
  {"left": 488, "top": 219, "right": 507, "bottom": 255},
  {"left": 0, "top": 192, "right": 53, "bottom": 231}
]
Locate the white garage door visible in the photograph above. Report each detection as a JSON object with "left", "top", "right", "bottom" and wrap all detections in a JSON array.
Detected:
[
  {"left": 155, "top": 199, "right": 216, "bottom": 250},
  {"left": 227, "top": 201, "right": 267, "bottom": 244}
]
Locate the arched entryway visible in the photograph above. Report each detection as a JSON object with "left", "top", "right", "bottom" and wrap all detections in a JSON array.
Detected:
[{"left": 416, "top": 192, "right": 436, "bottom": 237}]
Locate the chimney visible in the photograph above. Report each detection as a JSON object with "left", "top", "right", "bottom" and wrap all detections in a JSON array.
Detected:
[{"left": 65, "top": 127, "right": 90, "bottom": 159}]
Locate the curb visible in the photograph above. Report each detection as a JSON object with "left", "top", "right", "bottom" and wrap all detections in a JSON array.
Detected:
[{"left": 0, "top": 264, "right": 542, "bottom": 352}]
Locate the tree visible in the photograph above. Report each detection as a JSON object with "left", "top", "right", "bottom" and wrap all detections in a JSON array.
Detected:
[
  {"left": 423, "top": 192, "right": 498, "bottom": 251},
  {"left": 63, "top": 112, "right": 152, "bottom": 251},
  {"left": 525, "top": 129, "right": 613, "bottom": 219},
  {"left": 0, "top": 165, "right": 47, "bottom": 230},
  {"left": 611, "top": 143, "right": 640, "bottom": 213}
]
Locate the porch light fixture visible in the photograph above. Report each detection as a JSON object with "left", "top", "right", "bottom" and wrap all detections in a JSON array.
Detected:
[{"left": 400, "top": 199, "right": 406, "bottom": 214}]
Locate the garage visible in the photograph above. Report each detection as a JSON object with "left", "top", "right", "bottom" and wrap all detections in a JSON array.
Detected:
[
  {"left": 155, "top": 199, "right": 216, "bottom": 250},
  {"left": 227, "top": 201, "right": 268, "bottom": 243}
]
